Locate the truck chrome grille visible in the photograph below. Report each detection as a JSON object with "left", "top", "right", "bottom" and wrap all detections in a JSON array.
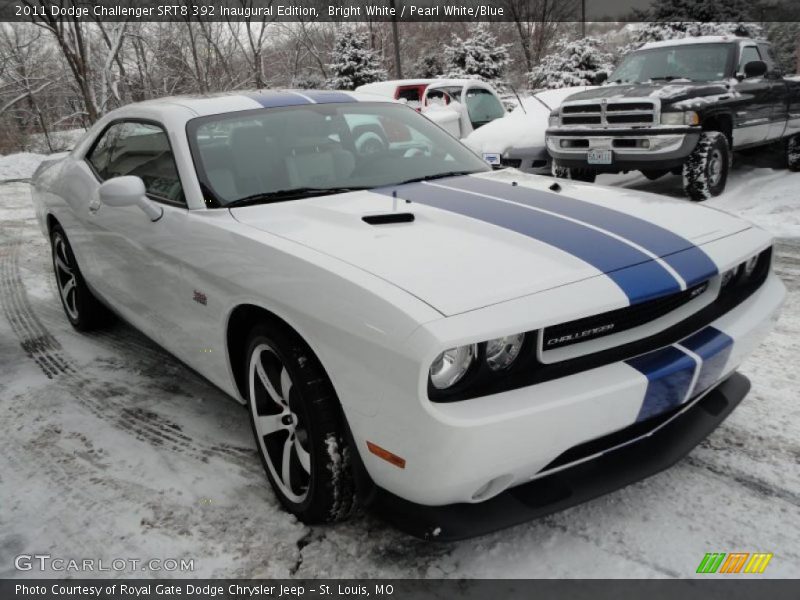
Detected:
[{"left": 559, "top": 99, "right": 657, "bottom": 127}]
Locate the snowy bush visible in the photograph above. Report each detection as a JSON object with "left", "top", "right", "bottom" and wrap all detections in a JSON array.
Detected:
[
  {"left": 414, "top": 53, "right": 445, "bottom": 79},
  {"left": 326, "top": 31, "right": 387, "bottom": 90},
  {"left": 528, "top": 37, "right": 613, "bottom": 90},
  {"left": 291, "top": 73, "right": 326, "bottom": 90},
  {"left": 442, "top": 24, "right": 510, "bottom": 81}
]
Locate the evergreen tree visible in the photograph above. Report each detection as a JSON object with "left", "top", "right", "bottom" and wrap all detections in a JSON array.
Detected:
[
  {"left": 528, "top": 37, "right": 613, "bottom": 90},
  {"left": 414, "top": 53, "right": 444, "bottom": 79},
  {"left": 442, "top": 24, "right": 510, "bottom": 81},
  {"left": 327, "top": 31, "right": 387, "bottom": 90}
]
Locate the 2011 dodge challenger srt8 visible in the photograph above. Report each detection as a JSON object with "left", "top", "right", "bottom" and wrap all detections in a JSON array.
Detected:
[{"left": 31, "top": 90, "right": 785, "bottom": 540}]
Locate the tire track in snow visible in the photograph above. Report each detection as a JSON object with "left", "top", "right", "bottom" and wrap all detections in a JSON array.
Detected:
[{"left": 0, "top": 233, "right": 257, "bottom": 471}]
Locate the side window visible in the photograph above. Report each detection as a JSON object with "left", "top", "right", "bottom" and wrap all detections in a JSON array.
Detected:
[
  {"left": 87, "top": 121, "right": 184, "bottom": 205},
  {"left": 758, "top": 43, "right": 778, "bottom": 72},
  {"left": 739, "top": 46, "right": 761, "bottom": 72}
]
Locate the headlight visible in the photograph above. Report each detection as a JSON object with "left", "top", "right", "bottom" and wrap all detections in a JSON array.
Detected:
[
  {"left": 485, "top": 333, "right": 525, "bottom": 371},
  {"left": 429, "top": 344, "right": 477, "bottom": 389},
  {"left": 660, "top": 111, "right": 699, "bottom": 126},
  {"left": 549, "top": 114, "right": 560, "bottom": 127}
]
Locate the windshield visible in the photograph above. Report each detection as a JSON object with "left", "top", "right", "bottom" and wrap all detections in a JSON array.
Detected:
[
  {"left": 609, "top": 43, "right": 735, "bottom": 84},
  {"left": 188, "top": 102, "right": 489, "bottom": 207}
]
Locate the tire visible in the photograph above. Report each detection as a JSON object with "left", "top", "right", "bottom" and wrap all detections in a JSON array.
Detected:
[
  {"left": 641, "top": 169, "right": 668, "bottom": 181},
  {"left": 785, "top": 134, "right": 800, "bottom": 171},
  {"left": 245, "top": 322, "right": 356, "bottom": 523},
  {"left": 552, "top": 164, "right": 597, "bottom": 183},
  {"left": 682, "top": 131, "right": 729, "bottom": 201},
  {"left": 50, "top": 225, "right": 112, "bottom": 331}
]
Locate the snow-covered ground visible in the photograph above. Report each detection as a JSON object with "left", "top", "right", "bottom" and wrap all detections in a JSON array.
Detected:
[{"left": 1, "top": 151, "right": 799, "bottom": 578}]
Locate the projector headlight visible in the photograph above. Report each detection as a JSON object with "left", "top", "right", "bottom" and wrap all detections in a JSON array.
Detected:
[
  {"left": 429, "top": 344, "right": 477, "bottom": 390},
  {"left": 485, "top": 333, "right": 525, "bottom": 371},
  {"left": 660, "top": 111, "right": 699, "bottom": 126}
]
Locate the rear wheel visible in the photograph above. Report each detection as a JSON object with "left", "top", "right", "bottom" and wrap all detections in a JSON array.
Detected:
[
  {"left": 50, "top": 226, "right": 112, "bottom": 331},
  {"left": 245, "top": 322, "right": 356, "bottom": 523},
  {"left": 785, "top": 134, "right": 800, "bottom": 171},
  {"left": 682, "top": 131, "right": 729, "bottom": 201},
  {"left": 552, "top": 164, "right": 597, "bottom": 183}
]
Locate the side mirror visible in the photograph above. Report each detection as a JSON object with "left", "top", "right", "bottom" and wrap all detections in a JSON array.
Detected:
[
  {"left": 594, "top": 72, "right": 608, "bottom": 85},
  {"left": 743, "top": 60, "right": 768, "bottom": 79},
  {"left": 98, "top": 176, "right": 163, "bottom": 221}
]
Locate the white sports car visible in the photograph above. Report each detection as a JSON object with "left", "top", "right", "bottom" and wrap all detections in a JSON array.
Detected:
[{"left": 31, "top": 90, "right": 785, "bottom": 540}]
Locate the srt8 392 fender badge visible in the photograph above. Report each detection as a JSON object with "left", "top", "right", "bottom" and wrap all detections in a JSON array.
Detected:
[{"left": 193, "top": 290, "right": 207, "bottom": 306}]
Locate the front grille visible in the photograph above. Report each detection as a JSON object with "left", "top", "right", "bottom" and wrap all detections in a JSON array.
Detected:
[
  {"left": 559, "top": 99, "right": 657, "bottom": 128},
  {"left": 542, "top": 281, "right": 709, "bottom": 351}
]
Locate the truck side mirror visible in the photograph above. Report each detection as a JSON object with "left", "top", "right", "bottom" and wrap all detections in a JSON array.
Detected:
[
  {"left": 593, "top": 72, "right": 608, "bottom": 85},
  {"left": 743, "top": 60, "right": 768, "bottom": 79}
]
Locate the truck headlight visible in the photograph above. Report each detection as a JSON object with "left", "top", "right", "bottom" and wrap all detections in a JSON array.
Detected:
[
  {"left": 429, "top": 344, "right": 477, "bottom": 389},
  {"left": 549, "top": 114, "right": 560, "bottom": 127},
  {"left": 660, "top": 111, "right": 699, "bottom": 126},
  {"left": 485, "top": 334, "right": 525, "bottom": 371}
]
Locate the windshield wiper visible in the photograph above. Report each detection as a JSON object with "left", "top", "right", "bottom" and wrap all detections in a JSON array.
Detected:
[
  {"left": 648, "top": 76, "right": 692, "bottom": 82},
  {"left": 393, "top": 170, "right": 480, "bottom": 186},
  {"left": 226, "top": 186, "right": 368, "bottom": 208}
]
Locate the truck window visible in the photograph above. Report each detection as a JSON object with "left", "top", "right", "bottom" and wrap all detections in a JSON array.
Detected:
[
  {"left": 609, "top": 43, "right": 735, "bottom": 83},
  {"left": 738, "top": 46, "right": 761, "bottom": 72},
  {"left": 464, "top": 88, "right": 505, "bottom": 129}
]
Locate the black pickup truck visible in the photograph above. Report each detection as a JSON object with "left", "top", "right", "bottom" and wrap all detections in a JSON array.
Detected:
[{"left": 546, "top": 36, "right": 800, "bottom": 200}]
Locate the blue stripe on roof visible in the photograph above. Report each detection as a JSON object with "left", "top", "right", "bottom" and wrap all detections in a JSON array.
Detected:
[
  {"left": 680, "top": 326, "right": 734, "bottom": 396},
  {"left": 443, "top": 177, "right": 719, "bottom": 288},
  {"left": 627, "top": 346, "right": 697, "bottom": 422},
  {"left": 380, "top": 181, "right": 682, "bottom": 305},
  {"left": 300, "top": 90, "right": 358, "bottom": 104},
  {"left": 244, "top": 91, "right": 311, "bottom": 108}
]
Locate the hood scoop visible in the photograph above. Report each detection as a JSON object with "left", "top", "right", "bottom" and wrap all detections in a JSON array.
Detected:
[{"left": 362, "top": 213, "right": 415, "bottom": 225}]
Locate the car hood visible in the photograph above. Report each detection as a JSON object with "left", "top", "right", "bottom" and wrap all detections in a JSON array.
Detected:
[
  {"left": 563, "top": 81, "right": 732, "bottom": 107},
  {"left": 230, "top": 172, "right": 749, "bottom": 316}
]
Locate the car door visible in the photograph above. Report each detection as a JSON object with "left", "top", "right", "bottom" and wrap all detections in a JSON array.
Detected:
[
  {"left": 83, "top": 119, "right": 191, "bottom": 349},
  {"left": 758, "top": 42, "right": 789, "bottom": 141},
  {"left": 732, "top": 44, "right": 773, "bottom": 147}
]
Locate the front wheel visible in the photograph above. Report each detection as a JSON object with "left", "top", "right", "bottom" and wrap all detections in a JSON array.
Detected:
[
  {"left": 552, "top": 164, "right": 597, "bottom": 183},
  {"left": 245, "top": 322, "right": 356, "bottom": 523},
  {"left": 682, "top": 131, "right": 729, "bottom": 201}
]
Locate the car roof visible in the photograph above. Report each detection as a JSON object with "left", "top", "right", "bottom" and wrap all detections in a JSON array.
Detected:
[
  {"left": 640, "top": 36, "right": 763, "bottom": 50},
  {"left": 114, "top": 89, "right": 394, "bottom": 119}
]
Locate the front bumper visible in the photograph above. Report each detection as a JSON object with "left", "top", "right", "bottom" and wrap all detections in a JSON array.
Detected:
[
  {"left": 546, "top": 127, "right": 700, "bottom": 172},
  {"left": 353, "top": 269, "right": 784, "bottom": 509},
  {"left": 372, "top": 371, "right": 751, "bottom": 541}
]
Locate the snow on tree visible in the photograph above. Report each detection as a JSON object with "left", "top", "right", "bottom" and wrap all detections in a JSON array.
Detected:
[
  {"left": 326, "top": 31, "right": 387, "bottom": 91},
  {"left": 528, "top": 37, "right": 613, "bottom": 90},
  {"left": 414, "top": 53, "right": 444, "bottom": 79},
  {"left": 442, "top": 24, "right": 510, "bottom": 81},
  {"left": 621, "top": 0, "right": 763, "bottom": 54}
]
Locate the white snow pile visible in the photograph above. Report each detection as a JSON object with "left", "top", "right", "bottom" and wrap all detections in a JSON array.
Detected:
[
  {"left": 464, "top": 87, "right": 594, "bottom": 156},
  {"left": 0, "top": 152, "right": 53, "bottom": 182}
]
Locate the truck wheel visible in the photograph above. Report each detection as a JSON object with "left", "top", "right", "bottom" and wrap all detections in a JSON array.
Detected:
[
  {"left": 682, "top": 131, "right": 729, "bottom": 201},
  {"left": 552, "top": 165, "right": 596, "bottom": 183},
  {"left": 785, "top": 134, "right": 800, "bottom": 171}
]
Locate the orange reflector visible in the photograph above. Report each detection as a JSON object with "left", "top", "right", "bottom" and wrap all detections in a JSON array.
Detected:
[{"left": 366, "top": 441, "right": 406, "bottom": 469}]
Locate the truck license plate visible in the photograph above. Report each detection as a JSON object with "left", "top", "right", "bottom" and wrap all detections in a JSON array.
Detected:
[
  {"left": 587, "top": 149, "right": 613, "bottom": 165},
  {"left": 483, "top": 153, "right": 501, "bottom": 166}
]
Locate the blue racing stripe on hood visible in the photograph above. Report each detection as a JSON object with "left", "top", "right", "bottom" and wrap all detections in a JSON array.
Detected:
[
  {"left": 299, "top": 90, "right": 357, "bottom": 104},
  {"left": 244, "top": 91, "right": 311, "bottom": 108},
  {"left": 381, "top": 182, "right": 682, "bottom": 304},
  {"left": 444, "top": 176, "right": 719, "bottom": 287}
]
